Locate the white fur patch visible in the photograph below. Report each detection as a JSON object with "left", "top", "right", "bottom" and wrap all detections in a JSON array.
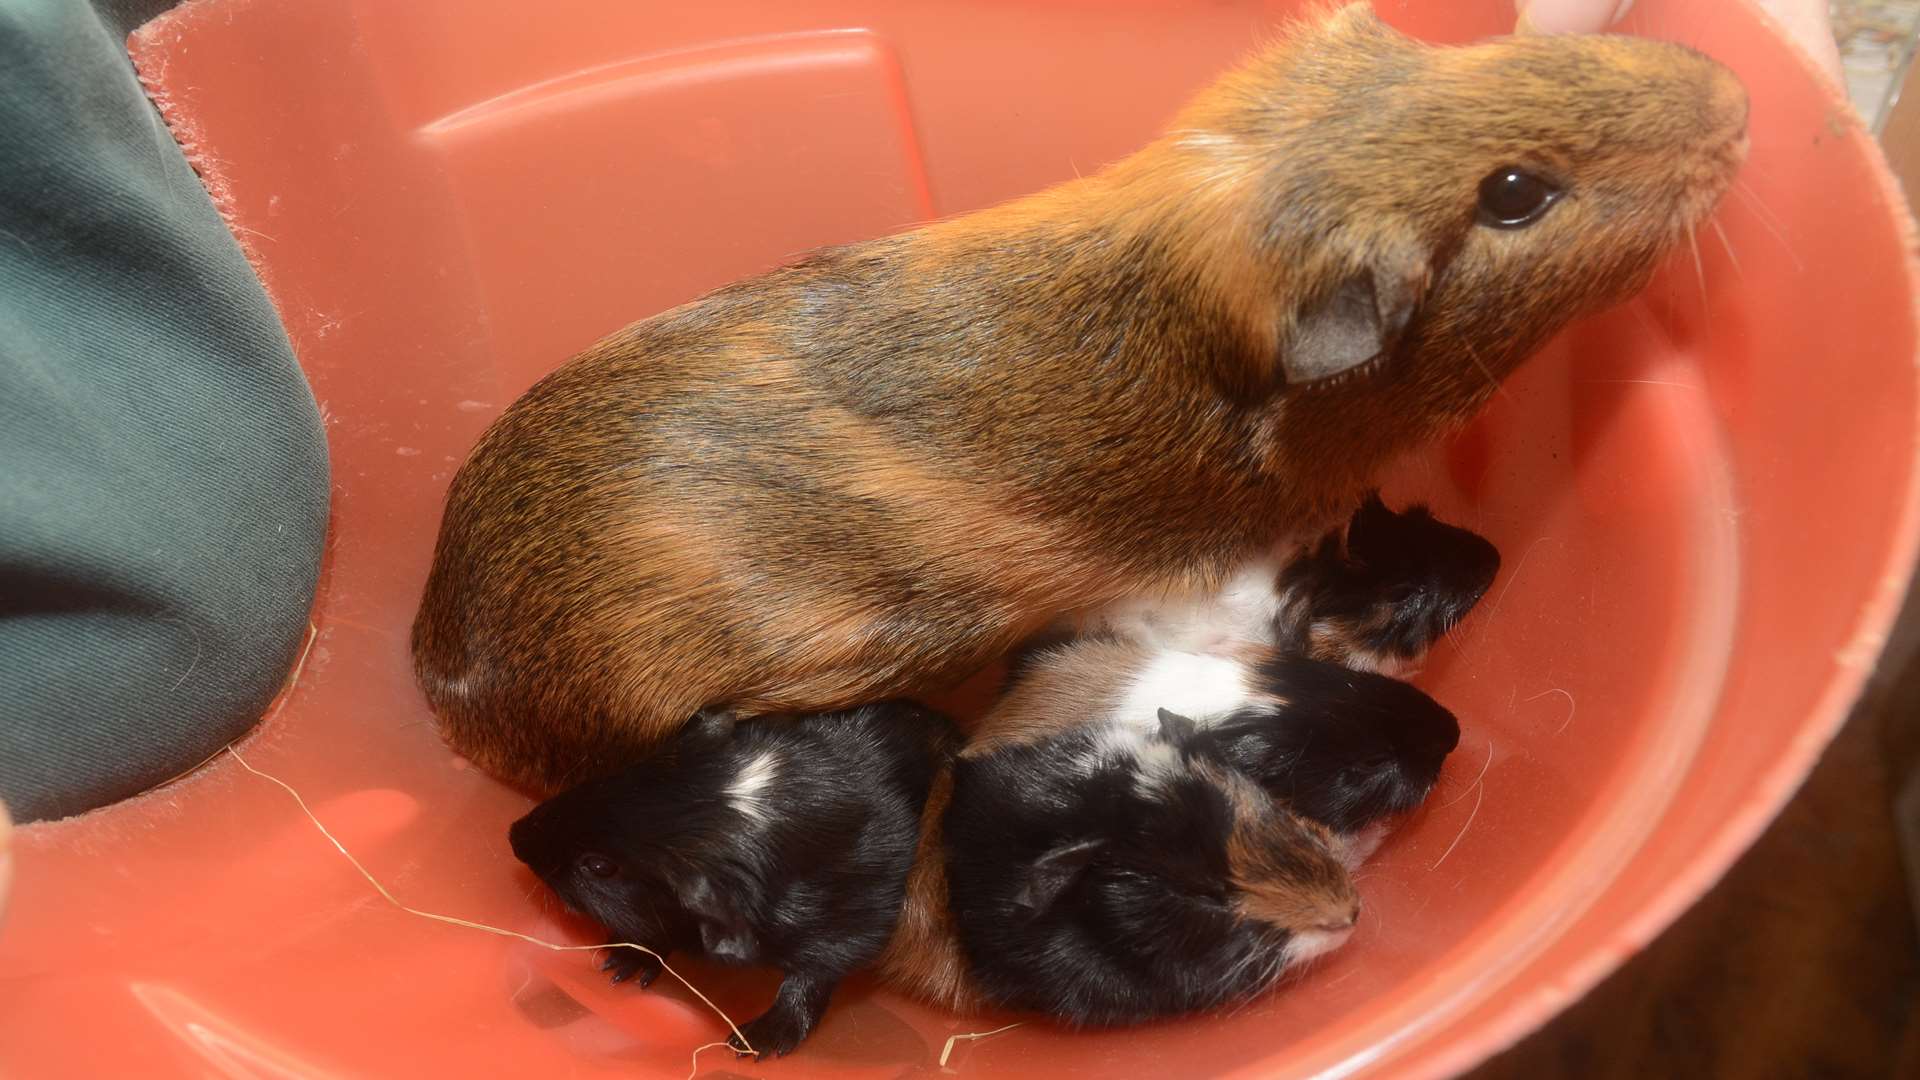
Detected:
[
  {"left": 1111, "top": 650, "right": 1255, "bottom": 728},
  {"left": 726, "top": 751, "right": 780, "bottom": 824},
  {"left": 1284, "top": 925, "right": 1355, "bottom": 967},
  {"left": 1080, "top": 555, "right": 1292, "bottom": 654},
  {"left": 1346, "top": 648, "right": 1415, "bottom": 678},
  {"left": 1334, "top": 822, "right": 1390, "bottom": 871},
  {"left": 1088, "top": 720, "right": 1185, "bottom": 794}
]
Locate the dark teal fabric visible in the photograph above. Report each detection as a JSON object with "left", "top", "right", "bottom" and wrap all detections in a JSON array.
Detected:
[{"left": 0, "top": 0, "right": 329, "bottom": 821}]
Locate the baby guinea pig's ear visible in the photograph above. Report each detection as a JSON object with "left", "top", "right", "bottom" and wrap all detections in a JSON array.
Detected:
[
  {"left": 1011, "top": 838, "right": 1105, "bottom": 922},
  {"left": 1281, "top": 236, "right": 1431, "bottom": 385},
  {"left": 1156, "top": 707, "right": 1200, "bottom": 745},
  {"left": 680, "top": 873, "right": 759, "bottom": 963},
  {"left": 681, "top": 706, "right": 739, "bottom": 744}
]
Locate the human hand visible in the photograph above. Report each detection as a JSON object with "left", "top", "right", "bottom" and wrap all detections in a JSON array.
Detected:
[{"left": 1517, "top": 0, "right": 1844, "bottom": 83}]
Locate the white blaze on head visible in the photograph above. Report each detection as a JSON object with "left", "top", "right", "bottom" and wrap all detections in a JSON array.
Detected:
[
  {"left": 1284, "top": 924, "right": 1356, "bottom": 967},
  {"left": 1112, "top": 650, "right": 1253, "bottom": 729},
  {"left": 1334, "top": 822, "right": 1391, "bottom": 870},
  {"left": 726, "top": 750, "right": 780, "bottom": 824}
]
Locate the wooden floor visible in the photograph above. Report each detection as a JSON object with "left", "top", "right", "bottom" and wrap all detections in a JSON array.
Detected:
[{"left": 1467, "top": 610, "right": 1920, "bottom": 1079}]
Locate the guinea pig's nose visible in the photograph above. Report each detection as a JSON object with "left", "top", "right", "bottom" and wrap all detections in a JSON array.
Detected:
[
  {"left": 1400, "top": 716, "right": 1460, "bottom": 760},
  {"left": 1317, "top": 900, "right": 1361, "bottom": 932},
  {"left": 1704, "top": 63, "right": 1751, "bottom": 145}
]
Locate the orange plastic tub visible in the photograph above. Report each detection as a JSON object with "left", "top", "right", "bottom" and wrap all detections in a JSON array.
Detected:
[{"left": 2, "top": 1, "right": 1916, "bottom": 1077}]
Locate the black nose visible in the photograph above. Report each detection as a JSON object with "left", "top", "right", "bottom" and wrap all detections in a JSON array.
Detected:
[{"left": 1395, "top": 710, "right": 1459, "bottom": 762}]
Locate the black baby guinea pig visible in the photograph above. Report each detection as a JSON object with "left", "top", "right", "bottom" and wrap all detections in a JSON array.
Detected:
[
  {"left": 1277, "top": 492, "right": 1501, "bottom": 674},
  {"left": 944, "top": 708, "right": 1361, "bottom": 1027},
  {"left": 1058, "top": 492, "right": 1497, "bottom": 670},
  {"left": 508, "top": 700, "right": 958, "bottom": 1058},
  {"left": 1182, "top": 654, "right": 1461, "bottom": 852}
]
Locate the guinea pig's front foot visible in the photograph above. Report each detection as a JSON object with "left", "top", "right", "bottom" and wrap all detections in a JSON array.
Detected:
[
  {"left": 728, "top": 971, "right": 838, "bottom": 1059},
  {"left": 600, "top": 943, "right": 664, "bottom": 988}
]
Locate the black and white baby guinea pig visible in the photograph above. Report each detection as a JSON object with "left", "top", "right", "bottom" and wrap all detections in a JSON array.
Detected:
[
  {"left": 1174, "top": 656, "right": 1460, "bottom": 858},
  {"left": 507, "top": 700, "right": 958, "bottom": 1058},
  {"left": 944, "top": 708, "right": 1361, "bottom": 1027},
  {"left": 1066, "top": 492, "right": 1499, "bottom": 673},
  {"left": 973, "top": 638, "right": 1458, "bottom": 860},
  {"left": 1276, "top": 492, "right": 1501, "bottom": 674}
]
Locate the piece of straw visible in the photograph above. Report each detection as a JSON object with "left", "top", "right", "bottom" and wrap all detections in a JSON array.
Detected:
[
  {"left": 226, "top": 747, "right": 755, "bottom": 1057},
  {"left": 938, "top": 1021, "right": 1023, "bottom": 1068}
]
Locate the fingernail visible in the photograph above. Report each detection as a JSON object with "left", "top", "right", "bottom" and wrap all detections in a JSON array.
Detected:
[{"left": 1517, "top": 0, "right": 1635, "bottom": 34}]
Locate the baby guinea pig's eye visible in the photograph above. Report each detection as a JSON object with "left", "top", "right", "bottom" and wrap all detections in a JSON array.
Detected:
[
  {"left": 578, "top": 853, "right": 619, "bottom": 878},
  {"left": 1476, "top": 166, "right": 1564, "bottom": 229}
]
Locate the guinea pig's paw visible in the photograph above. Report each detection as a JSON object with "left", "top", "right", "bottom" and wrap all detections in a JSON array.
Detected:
[
  {"left": 599, "top": 945, "right": 663, "bottom": 988},
  {"left": 728, "top": 1010, "right": 810, "bottom": 1060}
]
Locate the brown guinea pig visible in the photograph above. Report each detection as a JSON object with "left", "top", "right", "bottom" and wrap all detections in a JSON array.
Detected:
[{"left": 412, "top": 4, "right": 1748, "bottom": 791}]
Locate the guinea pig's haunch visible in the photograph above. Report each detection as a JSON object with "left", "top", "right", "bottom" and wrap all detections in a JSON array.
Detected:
[
  {"left": 413, "top": 3, "right": 1745, "bottom": 793},
  {"left": 507, "top": 701, "right": 958, "bottom": 1058},
  {"left": 944, "top": 709, "right": 1359, "bottom": 1026},
  {"left": 870, "top": 766, "right": 986, "bottom": 1015}
]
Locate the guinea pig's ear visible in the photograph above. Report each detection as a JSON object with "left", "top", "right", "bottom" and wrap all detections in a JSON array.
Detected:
[
  {"left": 1012, "top": 838, "right": 1104, "bottom": 920},
  {"left": 682, "top": 706, "right": 738, "bottom": 744},
  {"left": 1346, "top": 489, "right": 1397, "bottom": 543},
  {"left": 680, "top": 873, "right": 759, "bottom": 963},
  {"left": 1282, "top": 245, "right": 1429, "bottom": 385},
  {"left": 1156, "top": 707, "right": 1200, "bottom": 746}
]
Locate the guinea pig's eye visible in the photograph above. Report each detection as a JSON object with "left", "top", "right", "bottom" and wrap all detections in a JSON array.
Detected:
[
  {"left": 1476, "top": 167, "right": 1563, "bottom": 229},
  {"left": 578, "top": 854, "right": 619, "bottom": 879}
]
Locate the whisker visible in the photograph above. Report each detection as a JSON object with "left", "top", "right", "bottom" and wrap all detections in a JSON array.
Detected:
[
  {"left": 1685, "top": 220, "right": 1708, "bottom": 310},
  {"left": 1429, "top": 776, "right": 1487, "bottom": 871},
  {"left": 1730, "top": 179, "right": 1804, "bottom": 270},
  {"left": 1526, "top": 687, "right": 1578, "bottom": 735},
  {"left": 1466, "top": 535, "right": 1550, "bottom": 649},
  {"left": 1627, "top": 299, "right": 1668, "bottom": 347},
  {"left": 1463, "top": 341, "right": 1513, "bottom": 404},
  {"left": 1708, "top": 215, "right": 1742, "bottom": 277},
  {"left": 1434, "top": 740, "right": 1494, "bottom": 809}
]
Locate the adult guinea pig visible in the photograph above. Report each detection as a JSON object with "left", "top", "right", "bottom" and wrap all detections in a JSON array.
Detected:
[
  {"left": 507, "top": 700, "right": 957, "bottom": 1058},
  {"left": 940, "top": 707, "right": 1361, "bottom": 1026},
  {"left": 415, "top": 3, "right": 1747, "bottom": 791}
]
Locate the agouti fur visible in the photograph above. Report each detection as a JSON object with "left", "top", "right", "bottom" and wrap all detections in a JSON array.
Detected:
[{"left": 413, "top": 3, "right": 1748, "bottom": 791}]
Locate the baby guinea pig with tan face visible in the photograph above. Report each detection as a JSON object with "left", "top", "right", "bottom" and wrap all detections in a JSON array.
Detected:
[
  {"left": 415, "top": 4, "right": 1747, "bottom": 793},
  {"left": 1063, "top": 492, "right": 1499, "bottom": 667},
  {"left": 508, "top": 701, "right": 958, "bottom": 1058},
  {"left": 1274, "top": 492, "right": 1500, "bottom": 675},
  {"left": 941, "top": 708, "right": 1360, "bottom": 1026}
]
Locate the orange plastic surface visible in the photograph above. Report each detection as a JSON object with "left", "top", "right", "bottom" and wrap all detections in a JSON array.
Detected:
[{"left": 2, "top": 2, "right": 1915, "bottom": 1077}]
